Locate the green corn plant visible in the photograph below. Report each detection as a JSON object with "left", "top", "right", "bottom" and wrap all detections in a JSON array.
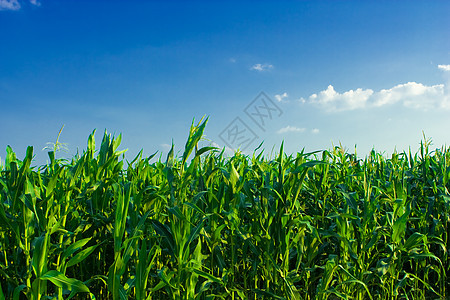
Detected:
[{"left": 1, "top": 122, "right": 449, "bottom": 299}]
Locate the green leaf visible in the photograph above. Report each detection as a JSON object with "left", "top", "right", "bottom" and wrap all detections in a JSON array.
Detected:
[
  {"left": 165, "top": 142, "right": 174, "bottom": 168},
  {"left": 150, "top": 280, "right": 167, "bottom": 293},
  {"left": 13, "top": 284, "right": 27, "bottom": 300},
  {"left": 403, "top": 232, "right": 424, "bottom": 251},
  {"left": 293, "top": 160, "right": 327, "bottom": 173},
  {"left": 0, "top": 202, "right": 21, "bottom": 245},
  {"left": 87, "top": 129, "right": 96, "bottom": 156},
  {"left": 184, "top": 201, "right": 206, "bottom": 216},
  {"left": 392, "top": 211, "right": 409, "bottom": 244},
  {"left": 191, "top": 269, "right": 223, "bottom": 285},
  {"left": 229, "top": 163, "right": 239, "bottom": 188},
  {"left": 168, "top": 205, "right": 185, "bottom": 221},
  {"left": 157, "top": 268, "right": 176, "bottom": 289},
  {"left": 182, "top": 117, "right": 208, "bottom": 166},
  {"left": 5, "top": 145, "right": 16, "bottom": 171},
  {"left": 45, "top": 169, "right": 61, "bottom": 197},
  {"left": 151, "top": 220, "right": 175, "bottom": 256},
  {"left": 253, "top": 289, "right": 286, "bottom": 300},
  {"left": 31, "top": 235, "right": 49, "bottom": 278},
  {"left": 62, "top": 238, "right": 91, "bottom": 261},
  {"left": 186, "top": 219, "right": 205, "bottom": 251},
  {"left": 410, "top": 253, "right": 443, "bottom": 267},
  {"left": 67, "top": 244, "right": 99, "bottom": 268},
  {"left": 40, "top": 270, "right": 90, "bottom": 293},
  {"left": 196, "top": 146, "right": 217, "bottom": 157}
]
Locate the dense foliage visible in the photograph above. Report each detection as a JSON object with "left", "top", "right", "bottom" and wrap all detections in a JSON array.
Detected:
[{"left": 0, "top": 119, "right": 449, "bottom": 299}]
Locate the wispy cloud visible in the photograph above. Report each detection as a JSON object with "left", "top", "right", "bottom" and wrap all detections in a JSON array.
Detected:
[
  {"left": 274, "top": 92, "right": 288, "bottom": 102},
  {"left": 0, "top": 0, "right": 40, "bottom": 10},
  {"left": 229, "top": 58, "right": 236, "bottom": 63},
  {"left": 250, "top": 63, "right": 273, "bottom": 72},
  {"left": 277, "top": 126, "right": 306, "bottom": 134},
  {"left": 311, "top": 128, "right": 320, "bottom": 134},
  {"left": 160, "top": 143, "right": 172, "bottom": 151},
  {"left": 0, "top": 0, "right": 20, "bottom": 10}
]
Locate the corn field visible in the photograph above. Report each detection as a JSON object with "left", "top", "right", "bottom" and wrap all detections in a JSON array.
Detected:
[{"left": 0, "top": 119, "right": 449, "bottom": 299}]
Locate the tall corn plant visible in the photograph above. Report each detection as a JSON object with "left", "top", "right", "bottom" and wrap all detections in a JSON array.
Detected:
[
  {"left": 0, "top": 146, "right": 94, "bottom": 299},
  {"left": 1, "top": 123, "right": 449, "bottom": 299}
]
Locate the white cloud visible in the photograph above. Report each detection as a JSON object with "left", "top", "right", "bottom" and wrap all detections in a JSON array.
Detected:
[
  {"left": 250, "top": 63, "right": 273, "bottom": 72},
  {"left": 274, "top": 92, "right": 288, "bottom": 102},
  {"left": 0, "top": 0, "right": 41, "bottom": 10},
  {"left": 306, "top": 82, "right": 448, "bottom": 112},
  {"left": 372, "top": 82, "right": 445, "bottom": 109},
  {"left": 0, "top": 0, "right": 20, "bottom": 10},
  {"left": 307, "top": 85, "right": 374, "bottom": 112},
  {"left": 277, "top": 126, "right": 306, "bottom": 134},
  {"left": 311, "top": 128, "right": 320, "bottom": 134},
  {"left": 304, "top": 64, "right": 450, "bottom": 112},
  {"left": 438, "top": 64, "right": 450, "bottom": 71},
  {"left": 229, "top": 58, "right": 236, "bottom": 63}
]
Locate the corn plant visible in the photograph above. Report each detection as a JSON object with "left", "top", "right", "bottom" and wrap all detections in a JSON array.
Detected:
[{"left": 0, "top": 119, "right": 448, "bottom": 299}]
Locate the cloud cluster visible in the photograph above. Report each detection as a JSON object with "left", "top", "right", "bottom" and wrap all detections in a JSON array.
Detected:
[
  {"left": 0, "top": 0, "right": 39, "bottom": 10},
  {"left": 250, "top": 63, "right": 273, "bottom": 72},
  {"left": 438, "top": 64, "right": 450, "bottom": 71},
  {"left": 275, "top": 92, "right": 288, "bottom": 102},
  {"left": 306, "top": 85, "right": 374, "bottom": 112},
  {"left": 302, "top": 66, "right": 450, "bottom": 112},
  {"left": 374, "top": 82, "right": 445, "bottom": 109},
  {"left": 0, "top": 0, "right": 20, "bottom": 10}
]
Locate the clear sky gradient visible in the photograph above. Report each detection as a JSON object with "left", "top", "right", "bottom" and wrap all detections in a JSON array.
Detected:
[{"left": 1, "top": 0, "right": 449, "bottom": 166}]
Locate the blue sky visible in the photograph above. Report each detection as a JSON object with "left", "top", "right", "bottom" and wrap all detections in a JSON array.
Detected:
[{"left": 1, "top": 0, "right": 449, "bottom": 166}]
